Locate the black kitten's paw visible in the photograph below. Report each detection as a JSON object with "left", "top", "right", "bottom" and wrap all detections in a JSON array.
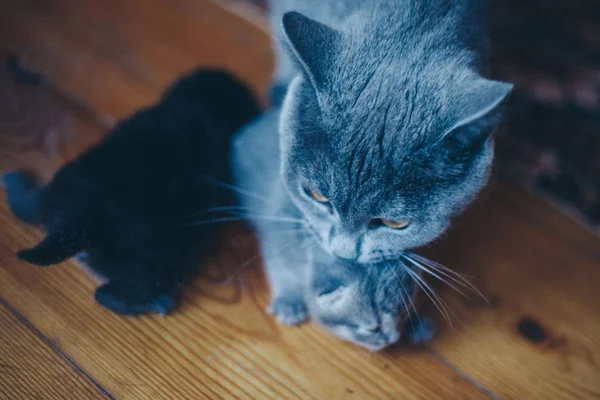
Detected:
[
  {"left": 95, "top": 281, "right": 175, "bottom": 316},
  {"left": 268, "top": 295, "right": 308, "bottom": 325},
  {"left": 74, "top": 252, "right": 108, "bottom": 282},
  {"left": 75, "top": 251, "right": 91, "bottom": 265},
  {"left": 406, "top": 315, "right": 436, "bottom": 344}
]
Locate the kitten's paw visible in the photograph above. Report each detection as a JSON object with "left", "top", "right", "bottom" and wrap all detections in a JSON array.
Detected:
[
  {"left": 95, "top": 282, "right": 176, "bottom": 316},
  {"left": 75, "top": 252, "right": 91, "bottom": 266},
  {"left": 268, "top": 296, "right": 308, "bottom": 325},
  {"left": 74, "top": 252, "right": 108, "bottom": 282}
]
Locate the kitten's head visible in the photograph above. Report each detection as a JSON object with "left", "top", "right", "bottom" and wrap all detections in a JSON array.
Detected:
[
  {"left": 278, "top": 12, "right": 512, "bottom": 262},
  {"left": 308, "top": 258, "right": 415, "bottom": 351}
]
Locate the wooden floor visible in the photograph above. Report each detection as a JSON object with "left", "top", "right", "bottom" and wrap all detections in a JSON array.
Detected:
[{"left": 1, "top": 1, "right": 599, "bottom": 399}]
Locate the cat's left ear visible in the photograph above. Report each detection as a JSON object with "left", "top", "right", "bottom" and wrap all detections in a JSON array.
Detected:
[
  {"left": 281, "top": 11, "right": 342, "bottom": 91},
  {"left": 442, "top": 78, "right": 513, "bottom": 142}
]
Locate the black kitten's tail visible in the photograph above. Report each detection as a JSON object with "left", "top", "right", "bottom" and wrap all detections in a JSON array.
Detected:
[
  {"left": 17, "top": 227, "right": 87, "bottom": 266},
  {"left": 2, "top": 170, "right": 43, "bottom": 224}
]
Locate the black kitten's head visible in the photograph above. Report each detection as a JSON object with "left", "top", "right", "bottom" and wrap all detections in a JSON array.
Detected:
[{"left": 160, "top": 69, "right": 261, "bottom": 138}]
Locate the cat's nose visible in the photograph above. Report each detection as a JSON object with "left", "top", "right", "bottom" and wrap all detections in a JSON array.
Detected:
[{"left": 329, "top": 234, "right": 360, "bottom": 260}]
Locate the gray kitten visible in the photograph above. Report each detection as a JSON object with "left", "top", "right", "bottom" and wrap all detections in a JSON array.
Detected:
[
  {"left": 306, "top": 247, "right": 421, "bottom": 351},
  {"left": 233, "top": 0, "right": 511, "bottom": 324}
]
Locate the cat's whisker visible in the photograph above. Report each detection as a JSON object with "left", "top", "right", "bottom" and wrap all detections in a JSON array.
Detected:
[
  {"left": 384, "top": 262, "right": 419, "bottom": 333},
  {"left": 403, "top": 265, "right": 453, "bottom": 328},
  {"left": 229, "top": 212, "right": 306, "bottom": 224},
  {"left": 409, "top": 253, "right": 474, "bottom": 280},
  {"left": 229, "top": 253, "right": 262, "bottom": 277},
  {"left": 230, "top": 233, "right": 313, "bottom": 278},
  {"left": 266, "top": 227, "right": 311, "bottom": 235},
  {"left": 185, "top": 214, "right": 305, "bottom": 226},
  {"left": 184, "top": 216, "right": 248, "bottom": 226},
  {"left": 186, "top": 205, "right": 253, "bottom": 217},
  {"left": 407, "top": 253, "right": 489, "bottom": 305},
  {"left": 199, "top": 175, "right": 279, "bottom": 206},
  {"left": 401, "top": 255, "right": 469, "bottom": 299}
]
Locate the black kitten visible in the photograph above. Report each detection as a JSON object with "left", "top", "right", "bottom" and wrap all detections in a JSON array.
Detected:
[{"left": 2, "top": 69, "right": 260, "bottom": 316}]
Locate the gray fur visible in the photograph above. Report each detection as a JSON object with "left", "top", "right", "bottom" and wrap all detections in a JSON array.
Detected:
[
  {"left": 234, "top": 0, "right": 511, "bottom": 323},
  {"left": 306, "top": 247, "right": 417, "bottom": 351}
]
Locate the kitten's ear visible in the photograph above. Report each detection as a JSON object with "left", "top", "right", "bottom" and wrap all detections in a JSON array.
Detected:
[
  {"left": 281, "top": 11, "right": 342, "bottom": 90},
  {"left": 316, "top": 285, "right": 354, "bottom": 309},
  {"left": 444, "top": 78, "right": 513, "bottom": 138}
]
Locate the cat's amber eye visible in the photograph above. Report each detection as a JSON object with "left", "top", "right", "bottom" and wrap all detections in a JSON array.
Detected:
[
  {"left": 308, "top": 189, "right": 329, "bottom": 203},
  {"left": 381, "top": 218, "right": 410, "bottom": 229}
]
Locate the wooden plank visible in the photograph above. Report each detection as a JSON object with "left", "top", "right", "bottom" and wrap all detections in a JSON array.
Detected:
[
  {"left": 1, "top": 0, "right": 599, "bottom": 399},
  {"left": 0, "top": 300, "right": 109, "bottom": 399},
  {"left": 0, "top": 0, "right": 273, "bottom": 121},
  {"left": 423, "top": 183, "right": 600, "bottom": 400}
]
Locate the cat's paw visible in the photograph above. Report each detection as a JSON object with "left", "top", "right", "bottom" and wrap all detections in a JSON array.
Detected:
[
  {"left": 95, "top": 281, "right": 175, "bottom": 316},
  {"left": 268, "top": 296, "right": 308, "bottom": 325}
]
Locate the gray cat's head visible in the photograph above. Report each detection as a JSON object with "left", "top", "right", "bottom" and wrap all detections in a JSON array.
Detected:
[
  {"left": 278, "top": 11, "right": 512, "bottom": 262},
  {"left": 308, "top": 258, "right": 414, "bottom": 351}
]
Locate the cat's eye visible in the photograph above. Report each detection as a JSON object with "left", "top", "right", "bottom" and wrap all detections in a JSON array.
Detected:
[
  {"left": 380, "top": 218, "right": 410, "bottom": 229},
  {"left": 307, "top": 189, "right": 329, "bottom": 203}
]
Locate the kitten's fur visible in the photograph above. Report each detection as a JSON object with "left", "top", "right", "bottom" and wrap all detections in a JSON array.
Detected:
[
  {"left": 233, "top": 0, "right": 512, "bottom": 323},
  {"left": 3, "top": 69, "right": 260, "bottom": 315},
  {"left": 307, "top": 247, "right": 422, "bottom": 351}
]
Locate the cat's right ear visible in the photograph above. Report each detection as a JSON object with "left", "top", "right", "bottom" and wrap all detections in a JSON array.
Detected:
[{"left": 281, "top": 11, "right": 342, "bottom": 91}]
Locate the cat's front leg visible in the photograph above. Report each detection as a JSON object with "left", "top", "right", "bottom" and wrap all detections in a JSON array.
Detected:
[{"left": 259, "top": 228, "right": 311, "bottom": 325}]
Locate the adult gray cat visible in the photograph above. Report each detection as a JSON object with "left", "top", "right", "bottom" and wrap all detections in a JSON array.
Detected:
[{"left": 233, "top": 0, "right": 511, "bottom": 324}]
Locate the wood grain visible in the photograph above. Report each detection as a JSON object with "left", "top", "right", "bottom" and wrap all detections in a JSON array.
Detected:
[
  {"left": 0, "top": 0, "right": 273, "bottom": 121},
  {"left": 0, "top": 0, "right": 599, "bottom": 399},
  {"left": 0, "top": 1, "right": 488, "bottom": 398},
  {"left": 0, "top": 300, "right": 108, "bottom": 399},
  {"left": 424, "top": 184, "right": 600, "bottom": 400}
]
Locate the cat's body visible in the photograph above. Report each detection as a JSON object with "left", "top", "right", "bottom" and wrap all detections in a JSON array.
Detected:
[
  {"left": 232, "top": 110, "right": 428, "bottom": 348},
  {"left": 3, "top": 69, "right": 260, "bottom": 315},
  {"left": 234, "top": 0, "right": 511, "bottom": 324}
]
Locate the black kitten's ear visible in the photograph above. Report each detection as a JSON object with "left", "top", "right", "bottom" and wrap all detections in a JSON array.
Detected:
[
  {"left": 281, "top": 11, "right": 342, "bottom": 90},
  {"left": 17, "top": 231, "right": 85, "bottom": 267}
]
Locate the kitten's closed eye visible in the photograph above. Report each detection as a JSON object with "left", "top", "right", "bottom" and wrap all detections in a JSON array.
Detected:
[{"left": 316, "top": 284, "right": 353, "bottom": 310}]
